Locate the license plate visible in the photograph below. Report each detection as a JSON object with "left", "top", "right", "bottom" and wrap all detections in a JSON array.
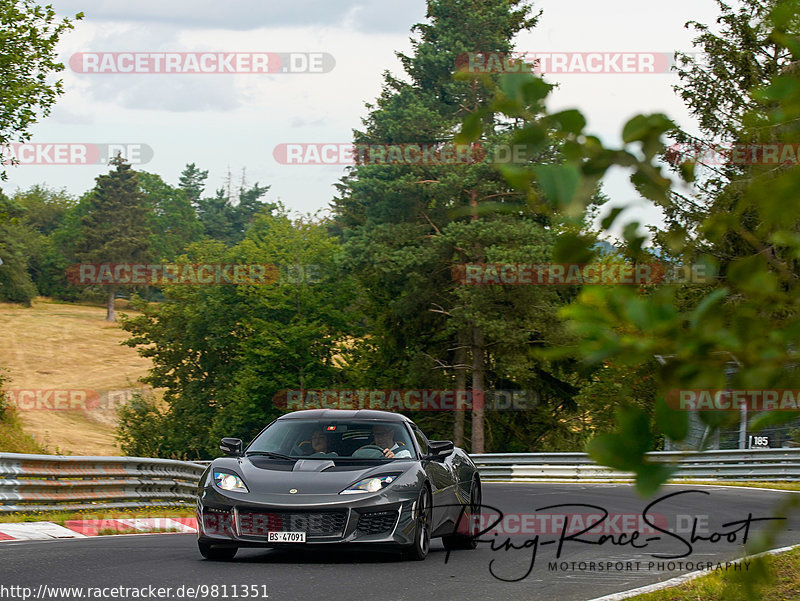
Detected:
[{"left": 267, "top": 531, "right": 306, "bottom": 543}]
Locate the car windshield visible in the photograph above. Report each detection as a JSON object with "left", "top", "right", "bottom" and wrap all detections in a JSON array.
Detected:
[{"left": 246, "top": 419, "right": 416, "bottom": 460}]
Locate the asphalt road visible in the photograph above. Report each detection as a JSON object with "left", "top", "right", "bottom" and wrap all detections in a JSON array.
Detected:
[{"left": 2, "top": 483, "right": 799, "bottom": 601}]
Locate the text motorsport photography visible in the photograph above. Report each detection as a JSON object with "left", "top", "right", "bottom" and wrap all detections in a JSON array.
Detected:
[{"left": 444, "top": 489, "right": 782, "bottom": 583}]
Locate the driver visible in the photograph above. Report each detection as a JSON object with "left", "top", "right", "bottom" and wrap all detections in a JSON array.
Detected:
[{"left": 371, "top": 424, "right": 412, "bottom": 459}]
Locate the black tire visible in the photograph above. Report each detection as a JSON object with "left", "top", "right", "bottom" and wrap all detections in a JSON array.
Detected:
[
  {"left": 404, "top": 487, "right": 432, "bottom": 561},
  {"left": 198, "top": 541, "right": 238, "bottom": 561},
  {"left": 442, "top": 478, "right": 481, "bottom": 551}
]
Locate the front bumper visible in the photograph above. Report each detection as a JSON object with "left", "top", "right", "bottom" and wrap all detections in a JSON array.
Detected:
[{"left": 197, "top": 484, "right": 419, "bottom": 549}]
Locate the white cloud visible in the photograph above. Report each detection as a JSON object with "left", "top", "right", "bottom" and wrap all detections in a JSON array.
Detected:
[
  {"left": 50, "top": 0, "right": 427, "bottom": 33},
  {"left": 9, "top": 0, "right": 724, "bottom": 230}
]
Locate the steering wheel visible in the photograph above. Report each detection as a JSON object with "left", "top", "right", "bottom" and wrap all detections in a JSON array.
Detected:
[{"left": 351, "top": 444, "right": 387, "bottom": 458}]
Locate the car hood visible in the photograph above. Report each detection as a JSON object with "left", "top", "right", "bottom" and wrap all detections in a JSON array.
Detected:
[{"left": 212, "top": 456, "right": 415, "bottom": 496}]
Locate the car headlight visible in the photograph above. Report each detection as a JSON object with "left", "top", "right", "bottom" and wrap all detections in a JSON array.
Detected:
[
  {"left": 214, "top": 471, "right": 249, "bottom": 492},
  {"left": 340, "top": 474, "right": 399, "bottom": 494}
]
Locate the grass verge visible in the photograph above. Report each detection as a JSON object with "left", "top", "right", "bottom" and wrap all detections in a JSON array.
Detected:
[
  {"left": 670, "top": 481, "right": 800, "bottom": 492},
  {"left": 0, "top": 506, "right": 196, "bottom": 525},
  {"left": 97, "top": 527, "right": 181, "bottom": 535},
  {"left": 0, "top": 408, "right": 47, "bottom": 454},
  {"left": 626, "top": 547, "right": 800, "bottom": 600}
]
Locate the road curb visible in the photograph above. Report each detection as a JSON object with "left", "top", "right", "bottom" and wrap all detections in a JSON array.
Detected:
[{"left": 0, "top": 517, "right": 197, "bottom": 541}]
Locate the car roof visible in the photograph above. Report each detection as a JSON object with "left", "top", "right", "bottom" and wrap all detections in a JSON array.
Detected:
[{"left": 276, "top": 409, "right": 413, "bottom": 423}]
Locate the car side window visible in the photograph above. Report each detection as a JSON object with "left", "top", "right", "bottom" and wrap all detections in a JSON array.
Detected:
[{"left": 412, "top": 427, "right": 429, "bottom": 456}]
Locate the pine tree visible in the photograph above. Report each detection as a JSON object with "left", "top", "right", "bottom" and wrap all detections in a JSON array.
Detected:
[
  {"left": 77, "top": 155, "right": 153, "bottom": 321},
  {"left": 663, "top": 0, "right": 797, "bottom": 240},
  {"left": 178, "top": 163, "right": 208, "bottom": 207},
  {"left": 333, "top": 0, "right": 574, "bottom": 452}
]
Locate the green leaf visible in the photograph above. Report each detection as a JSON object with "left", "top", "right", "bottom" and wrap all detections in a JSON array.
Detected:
[
  {"left": 630, "top": 168, "right": 671, "bottom": 203},
  {"left": 622, "top": 113, "right": 674, "bottom": 144},
  {"left": 521, "top": 77, "right": 554, "bottom": 107},
  {"left": 635, "top": 463, "right": 675, "bottom": 497},
  {"left": 548, "top": 109, "right": 586, "bottom": 134},
  {"left": 622, "top": 115, "right": 651, "bottom": 144},
  {"left": 726, "top": 255, "right": 778, "bottom": 295},
  {"left": 678, "top": 161, "right": 695, "bottom": 183},
  {"left": 617, "top": 406, "right": 652, "bottom": 456},
  {"left": 749, "top": 410, "right": 800, "bottom": 432},
  {"left": 622, "top": 222, "right": 646, "bottom": 256},
  {"left": 587, "top": 434, "right": 640, "bottom": 471},
  {"left": 655, "top": 396, "right": 689, "bottom": 441},
  {"left": 688, "top": 288, "right": 728, "bottom": 330},
  {"left": 512, "top": 124, "right": 548, "bottom": 151},
  {"left": 457, "top": 112, "right": 483, "bottom": 144},
  {"left": 600, "top": 207, "right": 624, "bottom": 230},
  {"left": 499, "top": 165, "right": 533, "bottom": 190},
  {"left": 534, "top": 164, "right": 580, "bottom": 207},
  {"left": 552, "top": 231, "right": 594, "bottom": 263}
]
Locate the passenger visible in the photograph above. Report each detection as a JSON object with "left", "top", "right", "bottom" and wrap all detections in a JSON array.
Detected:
[{"left": 311, "top": 430, "right": 330, "bottom": 453}]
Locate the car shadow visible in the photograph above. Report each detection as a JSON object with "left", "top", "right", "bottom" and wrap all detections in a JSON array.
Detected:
[{"left": 230, "top": 544, "right": 451, "bottom": 564}]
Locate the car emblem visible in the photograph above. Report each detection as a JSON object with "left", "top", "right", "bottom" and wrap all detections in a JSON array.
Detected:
[{"left": 289, "top": 488, "right": 298, "bottom": 494}]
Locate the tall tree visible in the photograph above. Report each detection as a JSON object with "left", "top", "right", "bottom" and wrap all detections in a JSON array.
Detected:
[
  {"left": 76, "top": 156, "right": 153, "bottom": 321},
  {"left": 662, "top": 0, "right": 797, "bottom": 243},
  {"left": 139, "top": 172, "right": 202, "bottom": 261},
  {"left": 333, "top": 0, "right": 578, "bottom": 452},
  {"left": 178, "top": 163, "right": 208, "bottom": 207},
  {"left": 0, "top": 191, "right": 38, "bottom": 304},
  {"left": 457, "top": 0, "right": 800, "bottom": 503},
  {"left": 119, "top": 211, "right": 356, "bottom": 458},
  {"left": 8, "top": 185, "right": 76, "bottom": 300},
  {"left": 196, "top": 180, "right": 274, "bottom": 246}
]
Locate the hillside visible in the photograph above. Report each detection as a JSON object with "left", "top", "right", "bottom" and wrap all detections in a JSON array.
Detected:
[
  {"left": 0, "top": 298, "right": 156, "bottom": 455},
  {"left": 0, "top": 409, "right": 46, "bottom": 454}
]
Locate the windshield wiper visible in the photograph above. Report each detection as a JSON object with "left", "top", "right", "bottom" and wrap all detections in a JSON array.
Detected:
[{"left": 245, "top": 451, "right": 295, "bottom": 460}]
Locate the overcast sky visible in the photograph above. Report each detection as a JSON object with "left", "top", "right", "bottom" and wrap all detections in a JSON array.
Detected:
[{"left": 4, "top": 0, "right": 723, "bottom": 234}]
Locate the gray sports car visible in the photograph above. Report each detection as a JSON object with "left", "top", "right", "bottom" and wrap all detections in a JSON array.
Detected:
[{"left": 196, "top": 409, "right": 481, "bottom": 561}]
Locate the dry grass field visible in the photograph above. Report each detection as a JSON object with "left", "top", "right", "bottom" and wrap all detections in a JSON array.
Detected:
[{"left": 0, "top": 298, "right": 156, "bottom": 455}]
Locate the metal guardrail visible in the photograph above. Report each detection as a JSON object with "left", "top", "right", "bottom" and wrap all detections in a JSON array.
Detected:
[
  {"left": 1, "top": 449, "right": 797, "bottom": 513},
  {"left": 0, "top": 454, "right": 206, "bottom": 513},
  {"left": 471, "top": 449, "right": 800, "bottom": 482}
]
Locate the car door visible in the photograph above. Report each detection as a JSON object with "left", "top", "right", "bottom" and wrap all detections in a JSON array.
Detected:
[{"left": 411, "top": 424, "right": 458, "bottom": 534}]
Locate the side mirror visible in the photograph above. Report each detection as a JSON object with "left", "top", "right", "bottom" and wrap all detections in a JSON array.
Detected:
[
  {"left": 220, "top": 437, "right": 243, "bottom": 457},
  {"left": 427, "top": 440, "right": 454, "bottom": 460}
]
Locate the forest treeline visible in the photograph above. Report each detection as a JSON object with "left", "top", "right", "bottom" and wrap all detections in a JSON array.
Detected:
[{"left": 1, "top": 0, "right": 796, "bottom": 461}]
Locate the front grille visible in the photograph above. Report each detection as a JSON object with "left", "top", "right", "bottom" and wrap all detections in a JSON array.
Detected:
[
  {"left": 356, "top": 510, "right": 398, "bottom": 535},
  {"left": 238, "top": 510, "right": 347, "bottom": 537}
]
